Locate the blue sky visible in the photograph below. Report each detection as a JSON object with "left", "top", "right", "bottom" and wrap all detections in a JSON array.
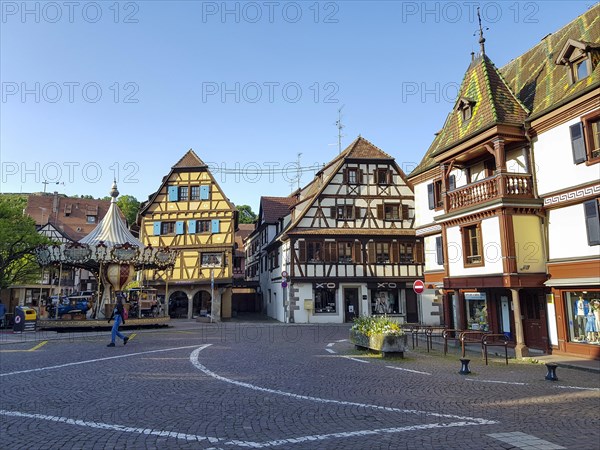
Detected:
[{"left": 0, "top": 0, "right": 593, "bottom": 211}]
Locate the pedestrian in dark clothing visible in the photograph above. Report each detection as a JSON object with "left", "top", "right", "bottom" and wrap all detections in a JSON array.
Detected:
[{"left": 107, "top": 296, "right": 129, "bottom": 347}]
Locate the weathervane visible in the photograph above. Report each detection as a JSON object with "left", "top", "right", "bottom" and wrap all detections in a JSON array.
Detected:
[{"left": 474, "top": 7, "right": 489, "bottom": 55}]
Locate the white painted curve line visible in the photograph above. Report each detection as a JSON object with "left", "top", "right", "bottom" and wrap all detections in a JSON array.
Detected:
[
  {"left": 554, "top": 385, "right": 600, "bottom": 391},
  {"left": 189, "top": 346, "right": 496, "bottom": 425},
  {"left": 326, "top": 342, "right": 335, "bottom": 347},
  {"left": 385, "top": 366, "right": 432, "bottom": 376},
  {"left": 0, "top": 344, "right": 207, "bottom": 377},
  {"left": 344, "top": 356, "right": 370, "bottom": 364},
  {"left": 325, "top": 348, "right": 337, "bottom": 354},
  {"left": 464, "top": 379, "right": 527, "bottom": 386}
]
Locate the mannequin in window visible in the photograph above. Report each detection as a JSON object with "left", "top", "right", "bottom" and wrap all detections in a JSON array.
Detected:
[
  {"left": 587, "top": 299, "right": 599, "bottom": 343},
  {"left": 574, "top": 296, "right": 588, "bottom": 340}
]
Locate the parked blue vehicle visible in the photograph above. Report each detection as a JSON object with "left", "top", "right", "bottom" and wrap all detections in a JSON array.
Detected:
[{"left": 47, "top": 295, "right": 91, "bottom": 318}]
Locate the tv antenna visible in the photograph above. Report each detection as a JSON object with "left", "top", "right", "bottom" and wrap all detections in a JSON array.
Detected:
[{"left": 335, "top": 105, "right": 345, "bottom": 154}]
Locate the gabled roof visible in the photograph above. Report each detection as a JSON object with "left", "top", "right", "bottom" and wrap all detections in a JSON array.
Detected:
[
  {"left": 409, "top": 4, "right": 600, "bottom": 178},
  {"left": 25, "top": 193, "right": 114, "bottom": 241},
  {"left": 172, "top": 149, "right": 207, "bottom": 169},
  {"left": 260, "top": 196, "right": 296, "bottom": 224}
]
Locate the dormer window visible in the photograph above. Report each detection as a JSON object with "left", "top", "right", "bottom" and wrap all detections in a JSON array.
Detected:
[
  {"left": 555, "top": 39, "right": 598, "bottom": 84},
  {"left": 455, "top": 97, "right": 476, "bottom": 124}
]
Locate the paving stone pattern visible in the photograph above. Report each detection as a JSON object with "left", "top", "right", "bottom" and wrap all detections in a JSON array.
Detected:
[{"left": 0, "top": 323, "right": 598, "bottom": 449}]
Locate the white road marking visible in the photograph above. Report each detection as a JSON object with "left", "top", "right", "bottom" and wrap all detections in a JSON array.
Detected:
[
  {"left": 488, "top": 431, "right": 566, "bottom": 449},
  {"left": 325, "top": 348, "right": 336, "bottom": 354},
  {"left": 336, "top": 339, "right": 348, "bottom": 343},
  {"left": 465, "top": 379, "right": 527, "bottom": 386},
  {"left": 189, "top": 346, "right": 495, "bottom": 425},
  {"left": 326, "top": 342, "right": 335, "bottom": 347},
  {"left": 344, "top": 356, "right": 369, "bottom": 364},
  {"left": 385, "top": 366, "right": 431, "bottom": 376},
  {"left": 553, "top": 385, "right": 600, "bottom": 391},
  {"left": 0, "top": 344, "right": 205, "bottom": 377}
]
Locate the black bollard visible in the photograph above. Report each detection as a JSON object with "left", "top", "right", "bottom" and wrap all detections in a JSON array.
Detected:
[
  {"left": 459, "top": 358, "right": 471, "bottom": 375},
  {"left": 545, "top": 363, "right": 558, "bottom": 381}
]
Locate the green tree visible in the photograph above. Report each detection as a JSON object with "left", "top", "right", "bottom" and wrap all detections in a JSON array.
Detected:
[
  {"left": 116, "top": 195, "right": 141, "bottom": 226},
  {"left": 0, "top": 197, "right": 49, "bottom": 291},
  {"left": 236, "top": 205, "right": 257, "bottom": 224}
]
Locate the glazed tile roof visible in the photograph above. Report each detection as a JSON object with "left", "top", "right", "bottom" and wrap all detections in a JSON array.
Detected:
[{"left": 410, "top": 4, "right": 600, "bottom": 177}]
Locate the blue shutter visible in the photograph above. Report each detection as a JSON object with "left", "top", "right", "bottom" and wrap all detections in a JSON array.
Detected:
[
  {"left": 427, "top": 183, "right": 435, "bottom": 210},
  {"left": 188, "top": 220, "right": 197, "bottom": 234},
  {"left": 168, "top": 185, "right": 179, "bottom": 201},
  {"left": 448, "top": 175, "right": 456, "bottom": 191},
  {"left": 211, "top": 219, "right": 220, "bottom": 233},
  {"left": 153, "top": 222, "right": 161, "bottom": 236},
  {"left": 570, "top": 123, "right": 587, "bottom": 164},
  {"left": 176, "top": 221, "right": 185, "bottom": 235},
  {"left": 200, "top": 185, "right": 210, "bottom": 200},
  {"left": 435, "top": 236, "right": 444, "bottom": 265},
  {"left": 584, "top": 200, "right": 600, "bottom": 246}
]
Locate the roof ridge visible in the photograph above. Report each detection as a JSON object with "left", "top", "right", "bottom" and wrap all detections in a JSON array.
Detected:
[{"left": 172, "top": 149, "right": 206, "bottom": 169}]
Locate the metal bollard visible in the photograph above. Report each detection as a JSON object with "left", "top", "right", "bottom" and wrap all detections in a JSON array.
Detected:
[
  {"left": 459, "top": 358, "right": 471, "bottom": 375},
  {"left": 545, "top": 363, "right": 558, "bottom": 381}
]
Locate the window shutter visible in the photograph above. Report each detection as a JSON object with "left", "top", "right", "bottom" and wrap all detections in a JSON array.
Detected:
[
  {"left": 570, "top": 123, "right": 587, "bottom": 164},
  {"left": 387, "top": 170, "right": 392, "bottom": 184},
  {"left": 298, "top": 240, "right": 306, "bottom": 262},
  {"left": 427, "top": 183, "right": 435, "bottom": 210},
  {"left": 390, "top": 241, "right": 399, "bottom": 263},
  {"left": 449, "top": 175, "right": 456, "bottom": 191},
  {"left": 330, "top": 242, "right": 338, "bottom": 263},
  {"left": 211, "top": 219, "right": 220, "bottom": 233},
  {"left": 188, "top": 220, "right": 197, "bottom": 234},
  {"left": 367, "top": 241, "right": 375, "bottom": 263},
  {"left": 377, "top": 204, "right": 384, "bottom": 219},
  {"left": 323, "top": 242, "right": 331, "bottom": 262},
  {"left": 358, "top": 169, "right": 364, "bottom": 184},
  {"left": 355, "top": 206, "right": 361, "bottom": 219},
  {"left": 435, "top": 236, "right": 444, "bottom": 265},
  {"left": 176, "top": 221, "right": 185, "bottom": 235},
  {"left": 354, "top": 241, "right": 362, "bottom": 263},
  {"left": 200, "top": 185, "right": 210, "bottom": 200},
  {"left": 168, "top": 186, "right": 178, "bottom": 202},
  {"left": 414, "top": 241, "right": 424, "bottom": 264},
  {"left": 342, "top": 168, "right": 348, "bottom": 184},
  {"left": 330, "top": 207, "right": 336, "bottom": 218},
  {"left": 402, "top": 205, "right": 409, "bottom": 220},
  {"left": 584, "top": 200, "right": 600, "bottom": 246},
  {"left": 153, "top": 222, "right": 161, "bottom": 236}
]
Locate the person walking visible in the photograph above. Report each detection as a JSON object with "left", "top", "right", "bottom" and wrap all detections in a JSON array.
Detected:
[{"left": 107, "top": 296, "right": 129, "bottom": 347}]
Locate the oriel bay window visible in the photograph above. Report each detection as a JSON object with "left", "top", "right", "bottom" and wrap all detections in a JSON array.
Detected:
[{"left": 462, "top": 223, "right": 483, "bottom": 267}]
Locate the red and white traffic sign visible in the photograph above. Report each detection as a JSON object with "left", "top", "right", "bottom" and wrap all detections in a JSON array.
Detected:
[{"left": 413, "top": 280, "right": 425, "bottom": 294}]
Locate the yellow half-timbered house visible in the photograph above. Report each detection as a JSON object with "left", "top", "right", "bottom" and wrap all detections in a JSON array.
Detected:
[{"left": 139, "top": 150, "right": 236, "bottom": 320}]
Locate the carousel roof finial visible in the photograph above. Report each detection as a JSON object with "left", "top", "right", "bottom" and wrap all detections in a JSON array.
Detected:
[{"left": 110, "top": 179, "right": 119, "bottom": 203}]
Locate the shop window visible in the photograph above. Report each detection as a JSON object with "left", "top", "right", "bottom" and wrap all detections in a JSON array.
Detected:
[
  {"left": 564, "top": 291, "right": 600, "bottom": 344},
  {"left": 371, "top": 289, "right": 400, "bottom": 315},
  {"left": 314, "top": 287, "right": 336, "bottom": 313},
  {"left": 462, "top": 223, "right": 483, "bottom": 267},
  {"left": 465, "top": 293, "right": 489, "bottom": 331}
]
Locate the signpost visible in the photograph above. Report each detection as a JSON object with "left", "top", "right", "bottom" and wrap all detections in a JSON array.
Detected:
[{"left": 413, "top": 280, "right": 425, "bottom": 294}]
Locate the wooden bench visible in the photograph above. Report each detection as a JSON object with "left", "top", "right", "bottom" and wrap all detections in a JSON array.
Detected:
[
  {"left": 442, "top": 329, "right": 462, "bottom": 355},
  {"left": 482, "top": 333, "right": 509, "bottom": 365},
  {"left": 459, "top": 331, "right": 488, "bottom": 358}
]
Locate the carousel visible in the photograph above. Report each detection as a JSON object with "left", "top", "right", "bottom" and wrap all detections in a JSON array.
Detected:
[{"left": 34, "top": 181, "right": 177, "bottom": 329}]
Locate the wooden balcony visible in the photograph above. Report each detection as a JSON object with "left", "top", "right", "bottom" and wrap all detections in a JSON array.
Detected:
[{"left": 445, "top": 173, "right": 534, "bottom": 212}]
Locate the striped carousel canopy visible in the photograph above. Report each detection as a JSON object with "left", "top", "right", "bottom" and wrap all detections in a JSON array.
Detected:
[{"left": 79, "top": 181, "right": 143, "bottom": 247}]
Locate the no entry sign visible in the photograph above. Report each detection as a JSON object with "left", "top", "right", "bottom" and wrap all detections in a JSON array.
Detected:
[{"left": 413, "top": 280, "right": 425, "bottom": 294}]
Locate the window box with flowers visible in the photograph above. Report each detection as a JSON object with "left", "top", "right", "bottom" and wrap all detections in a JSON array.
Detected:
[{"left": 349, "top": 315, "right": 408, "bottom": 357}]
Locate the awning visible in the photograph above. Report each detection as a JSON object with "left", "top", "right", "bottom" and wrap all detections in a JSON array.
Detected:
[{"left": 544, "top": 277, "right": 600, "bottom": 287}]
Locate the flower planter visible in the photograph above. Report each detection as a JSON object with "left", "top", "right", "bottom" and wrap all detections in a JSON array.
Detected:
[{"left": 350, "top": 329, "right": 408, "bottom": 358}]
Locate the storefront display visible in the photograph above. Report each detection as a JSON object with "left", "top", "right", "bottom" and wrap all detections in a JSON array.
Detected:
[
  {"left": 465, "top": 292, "right": 489, "bottom": 331},
  {"left": 371, "top": 289, "right": 400, "bottom": 315},
  {"left": 564, "top": 291, "right": 600, "bottom": 344},
  {"left": 314, "top": 287, "right": 337, "bottom": 313}
]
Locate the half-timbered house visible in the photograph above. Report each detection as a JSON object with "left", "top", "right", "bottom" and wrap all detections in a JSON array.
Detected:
[
  {"left": 138, "top": 150, "right": 237, "bottom": 320},
  {"left": 261, "top": 137, "right": 429, "bottom": 324},
  {"left": 408, "top": 5, "right": 599, "bottom": 359}
]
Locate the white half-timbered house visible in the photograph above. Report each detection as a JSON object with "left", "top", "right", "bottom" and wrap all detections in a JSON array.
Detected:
[{"left": 261, "top": 137, "right": 428, "bottom": 324}]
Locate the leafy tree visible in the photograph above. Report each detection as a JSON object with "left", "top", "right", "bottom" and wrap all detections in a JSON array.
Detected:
[
  {"left": 236, "top": 205, "right": 257, "bottom": 224},
  {"left": 0, "top": 197, "right": 49, "bottom": 291}
]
